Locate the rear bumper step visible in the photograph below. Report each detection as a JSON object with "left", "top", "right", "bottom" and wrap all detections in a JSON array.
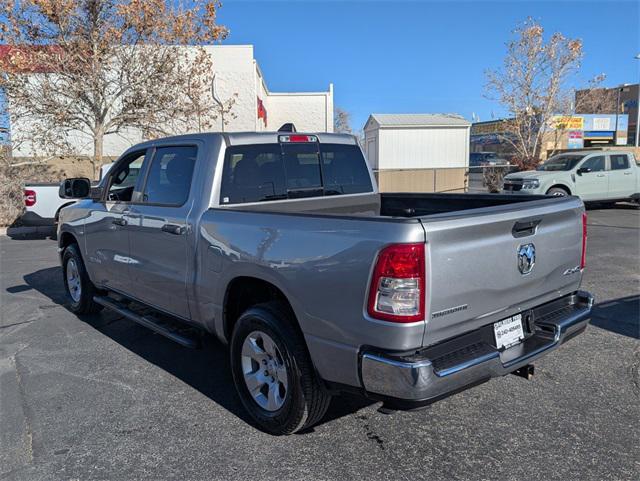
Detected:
[
  {"left": 93, "top": 296, "right": 200, "bottom": 349},
  {"left": 360, "top": 291, "right": 593, "bottom": 406}
]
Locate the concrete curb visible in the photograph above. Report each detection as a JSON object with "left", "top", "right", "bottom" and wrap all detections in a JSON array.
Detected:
[{"left": 0, "top": 225, "right": 56, "bottom": 237}]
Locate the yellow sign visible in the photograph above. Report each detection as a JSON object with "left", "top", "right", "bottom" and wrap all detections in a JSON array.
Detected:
[
  {"left": 471, "top": 120, "right": 514, "bottom": 135},
  {"left": 550, "top": 116, "right": 584, "bottom": 130}
]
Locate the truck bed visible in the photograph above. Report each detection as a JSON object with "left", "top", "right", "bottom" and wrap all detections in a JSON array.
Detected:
[
  {"left": 227, "top": 191, "right": 563, "bottom": 220},
  {"left": 379, "top": 192, "right": 551, "bottom": 217}
]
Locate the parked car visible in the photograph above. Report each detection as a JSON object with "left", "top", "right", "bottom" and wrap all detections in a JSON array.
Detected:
[
  {"left": 469, "top": 152, "right": 510, "bottom": 167},
  {"left": 503, "top": 151, "right": 640, "bottom": 203},
  {"left": 57, "top": 131, "right": 593, "bottom": 434}
]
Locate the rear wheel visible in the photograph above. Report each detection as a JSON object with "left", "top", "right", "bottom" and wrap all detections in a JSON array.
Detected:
[
  {"left": 230, "top": 301, "right": 331, "bottom": 435},
  {"left": 546, "top": 186, "right": 569, "bottom": 197},
  {"left": 62, "top": 244, "right": 103, "bottom": 314}
]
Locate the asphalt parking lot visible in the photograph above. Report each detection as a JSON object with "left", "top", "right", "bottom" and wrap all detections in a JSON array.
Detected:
[{"left": 1, "top": 205, "right": 639, "bottom": 481}]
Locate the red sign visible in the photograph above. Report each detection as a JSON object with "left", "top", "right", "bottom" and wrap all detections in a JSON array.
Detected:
[
  {"left": 568, "top": 131, "right": 583, "bottom": 139},
  {"left": 257, "top": 97, "right": 267, "bottom": 127}
]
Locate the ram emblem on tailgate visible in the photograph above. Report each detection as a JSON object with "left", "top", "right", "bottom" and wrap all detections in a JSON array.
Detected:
[{"left": 517, "top": 243, "right": 536, "bottom": 275}]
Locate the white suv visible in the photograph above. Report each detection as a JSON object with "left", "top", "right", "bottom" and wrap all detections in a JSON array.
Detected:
[{"left": 503, "top": 151, "right": 640, "bottom": 203}]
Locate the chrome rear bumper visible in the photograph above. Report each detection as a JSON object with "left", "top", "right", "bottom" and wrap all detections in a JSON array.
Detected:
[{"left": 360, "top": 291, "right": 593, "bottom": 403}]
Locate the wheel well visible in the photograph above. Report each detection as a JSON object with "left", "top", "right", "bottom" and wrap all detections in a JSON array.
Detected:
[
  {"left": 223, "top": 277, "right": 294, "bottom": 341},
  {"left": 59, "top": 232, "right": 78, "bottom": 251},
  {"left": 546, "top": 184, "right": 571, "bottom": 195}
]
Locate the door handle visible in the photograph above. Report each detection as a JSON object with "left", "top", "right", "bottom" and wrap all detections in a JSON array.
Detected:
[
  {"left": 161, "top": 224, "right": 185, "bottom": 235},
  {"left": 512, "top": 219, "right": 541, "bottom": 238},
  {"left": 624, "top": 172, "right": 632, "bottom": 175},
  {"left": 112, "top": 218, "right": 128, "bottom": 226},
  {"left": 596, "top": 174, "right": 606, "bottom": 177}
]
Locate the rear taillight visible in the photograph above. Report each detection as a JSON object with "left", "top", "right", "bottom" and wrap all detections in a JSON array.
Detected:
[
  {"left": 580, "top": 212, "right": 587, "bottom": 269},
  {"left": 24, "top": 189, "right": 36, "bottom": 207},
  {"left": 367, "top": 243, "right": 425, "bottom": 323}
]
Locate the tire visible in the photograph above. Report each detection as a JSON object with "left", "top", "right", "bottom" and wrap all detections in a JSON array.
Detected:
[
  {"left": 62, "top": 244, "right": 103, "bottom": 314},
  {"left": 546, "top": 187, "right": 569, "bottom": 197},
  {"left": 230, "top": 301, "right": 331, "bottom": 435}
]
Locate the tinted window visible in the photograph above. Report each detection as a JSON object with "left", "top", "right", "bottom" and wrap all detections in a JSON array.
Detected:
[
  {"left": 537, "top": 155, "right": 585, "bottom": 171},
  {"left": 580, "top": 156, "right": 605, "bottom": 172},
  {"left": 107, "top": 151, "right": 145, "bottom": 202},
  {"left": 610, "top": 154, "right": 629, "bottom": 170},
  {"left": 321, "top": 144, "right": 373, "bottom": 194},
  {"left": 220, "top": 142, "right": 373, "bottom": 204},
  {"left": 282, "top": 143, "right": 323, "bottom": 192},
  {"left": 142, "top": 146, "right": 197, "bottom": 205},
  {"left": 220, "top": 144, "right": 287, "bottom": 204}
]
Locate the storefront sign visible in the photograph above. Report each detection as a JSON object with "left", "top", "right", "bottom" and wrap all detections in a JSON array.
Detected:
[
  {"left": 592, "top": 117, "right": 611, "bottom": 131},
  {"left": 567, "top": 130, "right": 583, "bottom": 149},
  {"left": 550, "top": 116, "right": 584, "bottom": 130},
  {"left": 471, "top": 120, "right": 512, "bottom": 135}
]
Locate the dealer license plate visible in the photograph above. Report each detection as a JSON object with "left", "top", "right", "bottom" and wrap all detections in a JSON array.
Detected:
[{"left": 494, "top": 314, "right": 524, "bottom": 349}]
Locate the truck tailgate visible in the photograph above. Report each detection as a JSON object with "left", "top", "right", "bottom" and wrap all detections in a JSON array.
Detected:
[{"left": 420, "top": 197, "right": 585, "bottom": 346}]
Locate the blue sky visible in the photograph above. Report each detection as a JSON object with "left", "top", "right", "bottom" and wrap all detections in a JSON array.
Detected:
[{"left": 217, "top": 0, "right": 640, "bottom": 131}]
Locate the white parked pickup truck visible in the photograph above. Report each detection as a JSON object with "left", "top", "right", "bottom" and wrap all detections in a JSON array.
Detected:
[
  {"left": 503, "top": 151, "right": 640, "bottom": 204},
  {"left": 22, "top": 163, "right": 119, "bottom": 226},
  {"left": 22, "top": 183, "right": 78, "bottom": 226}
]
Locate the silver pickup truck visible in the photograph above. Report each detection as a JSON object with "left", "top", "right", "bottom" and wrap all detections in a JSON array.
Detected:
[{"left": 58, "top": 131, "right": 593, "bottom": 434}]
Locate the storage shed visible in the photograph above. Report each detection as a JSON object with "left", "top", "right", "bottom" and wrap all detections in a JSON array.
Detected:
[{"left": 363, "top": 114, "right": 471, "bottom": 193}]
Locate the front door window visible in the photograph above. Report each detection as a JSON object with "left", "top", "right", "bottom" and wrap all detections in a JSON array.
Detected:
[{"left": 106, "top": 152, "right": 146, "bottom": 202}]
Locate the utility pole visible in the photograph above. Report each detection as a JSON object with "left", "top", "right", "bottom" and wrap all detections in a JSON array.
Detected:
[
  {"left": 614, "top": 86, "right": 622, "bottom": 144},
  {"left": 635, "top": 54, "right": 640, "bottom": 147}
]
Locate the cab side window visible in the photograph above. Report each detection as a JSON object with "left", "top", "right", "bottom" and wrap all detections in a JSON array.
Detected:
[
  {"left": 580, "top": 156, "right": 605, "bottom": 172},
  {"left": 141, "top": 146, "right": 197, "bottom": 206},
  {"left": 107, "top": 151, "right": 146, "bottom": 202},
  {"left": 610, "top": 154, "right": 630, "bottom": 170}
]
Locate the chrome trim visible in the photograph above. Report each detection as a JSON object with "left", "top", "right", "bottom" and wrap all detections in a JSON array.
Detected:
[
  {"left": 360, "top": 292, "right": 593, "bottom": 401},
  {"left": 361, "top": 353, "right": 434, "bottom": 400}
]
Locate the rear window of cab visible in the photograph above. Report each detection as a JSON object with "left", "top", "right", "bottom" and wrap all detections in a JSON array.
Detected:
[{"left": 220, "top": 143, "right": 373, "bottom": 204}]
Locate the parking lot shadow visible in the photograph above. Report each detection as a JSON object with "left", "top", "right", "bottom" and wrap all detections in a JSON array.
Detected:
[
  {"left": 590, "top": 295, "right": 640, "bottom": 339},
  {"left": 16, "top": 266, "right": 375, "bottom": 432},
  {"left": 585, "top": 202, "right": 640, "bottom": 211}
]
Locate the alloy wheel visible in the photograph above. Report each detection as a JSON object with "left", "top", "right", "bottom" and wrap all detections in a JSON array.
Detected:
[
  {"left": 240, "top": 331, "right": 288, "bottom": 411},
  {"left": 66, "top": 258, "right": 82, "bottom": 303}
]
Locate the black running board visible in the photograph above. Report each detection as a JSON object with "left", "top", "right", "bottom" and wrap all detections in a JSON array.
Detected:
[{"left": 93, "top": 296, "right": 200, "bottom": 349}]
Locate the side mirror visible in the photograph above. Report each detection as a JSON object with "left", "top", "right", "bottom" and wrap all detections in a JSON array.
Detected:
[
  {"left": 59, "top": 178, "right": 91, "bottom": 199},
  {"left": 576, "top": 167, "right": 591, "bottom": 176}
]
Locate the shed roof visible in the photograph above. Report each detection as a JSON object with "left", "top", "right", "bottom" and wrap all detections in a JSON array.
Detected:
[{"left": 368, "top": 113, "right": 471, "bottom": 128}]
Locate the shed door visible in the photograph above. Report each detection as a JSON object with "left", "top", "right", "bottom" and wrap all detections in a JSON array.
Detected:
[{"left": 366, "top": 137, "right": 377, "bottom": 170}]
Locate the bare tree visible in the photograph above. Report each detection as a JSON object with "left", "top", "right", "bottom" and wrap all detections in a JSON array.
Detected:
[
  {"left": 334, "top": 106, "right": 353, "bottom": 134},
  {"left": 0, "top": 0, "right": 228, "bottom": 176},
  {"left": 485, "top": 18, "right": 598, "bottom": 170}
]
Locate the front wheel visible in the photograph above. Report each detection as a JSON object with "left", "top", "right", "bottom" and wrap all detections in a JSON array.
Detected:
[
  {"left": 62, "top": 244, "right": 103, "bottom": 314},
  {"left": 230, "top": 302, "right": 331, "bottom": 435},
  {"left": 546, "top": 187, "right": 569, "bottom": 197}
]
